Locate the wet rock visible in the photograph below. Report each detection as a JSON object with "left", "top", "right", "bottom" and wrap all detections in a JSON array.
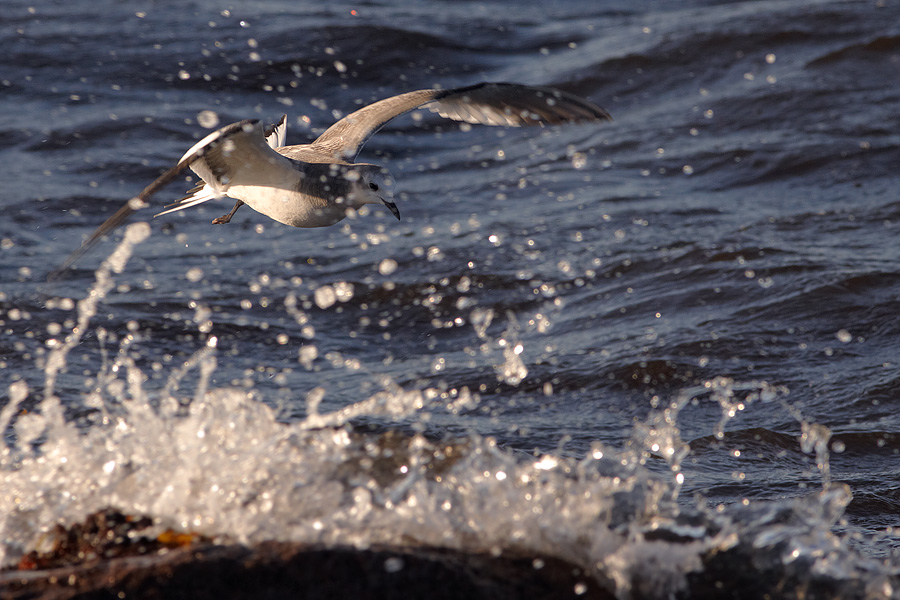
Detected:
[
  {"left": 2, "top": 544, "right": 612, "bottom": 600},
  {"left": 1, "top": 510, "right": 611, "bottom": 599}
]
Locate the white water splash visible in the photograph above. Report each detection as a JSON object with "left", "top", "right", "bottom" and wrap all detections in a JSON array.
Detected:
[{"left": 0, "top": 229, "right": 893, "bottom": 599}]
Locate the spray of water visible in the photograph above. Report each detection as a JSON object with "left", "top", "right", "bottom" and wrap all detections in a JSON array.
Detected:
[{"left": 0, "top": 225, "right": 892, "bottom": 599}]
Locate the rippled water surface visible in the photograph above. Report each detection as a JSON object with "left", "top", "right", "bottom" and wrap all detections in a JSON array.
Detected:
[{"left": 2, "top": 0, "right": 900, "bottom": 596}]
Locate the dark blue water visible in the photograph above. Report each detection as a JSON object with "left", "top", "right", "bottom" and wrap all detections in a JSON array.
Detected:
[{"left": 2, "top": 0, "right": 899, "bottom": 596}]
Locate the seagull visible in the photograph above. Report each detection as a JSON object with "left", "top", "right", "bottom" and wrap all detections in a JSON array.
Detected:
[{"left": 56, "top": 82, "right": 611, "bottom": 274}]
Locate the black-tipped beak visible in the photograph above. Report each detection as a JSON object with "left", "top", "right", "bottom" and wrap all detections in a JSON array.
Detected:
[{"left": 383, "top": 198, "right": 400, "bottom": 221}]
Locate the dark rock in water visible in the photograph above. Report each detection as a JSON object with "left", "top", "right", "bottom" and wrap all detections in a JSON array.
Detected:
[
  {"left": 4, "top": 508, "right": 891, "bottom": 599},
  {"left": 2, "top": 543, "right": 612, "bottom": 600},
  {"left": 0, "top": 510, "right": 611, "bottom": 600}
]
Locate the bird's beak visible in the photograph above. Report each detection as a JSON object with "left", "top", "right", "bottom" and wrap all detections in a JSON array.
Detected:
[{"left": 383, "top": 198, "right": 400, "bottom": 221}]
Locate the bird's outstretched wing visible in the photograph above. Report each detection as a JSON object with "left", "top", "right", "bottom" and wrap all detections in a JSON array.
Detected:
[
  {"left": 52, "top": 119, "right": 280, "bottom": 277},
  {"left": 312, "top": 82, "right": 612, "bottom": 162}
]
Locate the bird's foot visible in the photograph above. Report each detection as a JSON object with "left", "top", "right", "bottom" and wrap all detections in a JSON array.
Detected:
[{"left": 212, "top": 200, "right": 244, "bottom": 225}]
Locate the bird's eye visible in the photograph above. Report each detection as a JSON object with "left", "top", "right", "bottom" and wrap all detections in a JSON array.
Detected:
[{"left": 368, "top": 182, "right": 379, "bottom": 191}]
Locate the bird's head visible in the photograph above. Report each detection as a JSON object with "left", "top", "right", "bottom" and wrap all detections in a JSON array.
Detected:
[{"left": 347, "top": 165, "right": 399, "bottom": 221}]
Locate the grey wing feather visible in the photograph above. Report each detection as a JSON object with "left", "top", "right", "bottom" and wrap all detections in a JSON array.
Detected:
[
  {"left": 312, "top": 89, "right": 441, "bottom": 162},
  {"left": 312, "top": 82, "right": 611, "bottom": 162},
  {"left": 428, "top": 82, "right": 612, "bottom": 126}
]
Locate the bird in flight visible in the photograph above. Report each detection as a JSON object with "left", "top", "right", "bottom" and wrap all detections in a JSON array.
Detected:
[{"left": 57, "top": 82, "right": 611, "bottom": 274}]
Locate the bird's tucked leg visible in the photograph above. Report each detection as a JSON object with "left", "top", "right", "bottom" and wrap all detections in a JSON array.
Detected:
[{"left": 212, "top": 200, "right": 244, "bottom": 224}]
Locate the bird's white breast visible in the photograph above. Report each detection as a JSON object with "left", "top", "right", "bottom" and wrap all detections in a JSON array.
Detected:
[{"left": 233, "top": 182, "right": 350, "bottom": 228}]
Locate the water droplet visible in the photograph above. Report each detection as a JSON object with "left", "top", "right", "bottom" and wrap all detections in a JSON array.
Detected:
[
  {"left": 571, "top": 152, "right": 586, "bottom": 169},
  {"left": 314, "top": 286, "right": 337, "bottom": 309},
  {"left": 197, "top": 110, "right": 219, "bottom": 129},
  {"left": 384, "top": 557, "right": 404, "bottom": 573},
  {"left": 333, "top": 281, "right": 354, "bottom": 302},
  {"left": 378, "top": 258, "right": 398, "bottom": 276},
  {"left": 299, "top": 345, "right": 318, "bottom": 369}
]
